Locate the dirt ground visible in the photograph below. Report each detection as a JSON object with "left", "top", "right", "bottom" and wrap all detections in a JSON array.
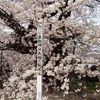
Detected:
[
  {"left": 0, "top": 89, "right": 100, "bottom": 100},
  {"left": 45, "top": 91, "right": 100, "bottom": 100}
]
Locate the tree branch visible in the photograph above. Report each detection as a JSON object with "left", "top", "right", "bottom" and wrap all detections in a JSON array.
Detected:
[{"left": 0, "top": 8, "right": 26, "bottom": 36}]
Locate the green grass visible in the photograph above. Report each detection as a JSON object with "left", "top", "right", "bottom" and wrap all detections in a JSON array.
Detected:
[
  {"left": 69, "top": 77, "right": 100, "bottom": 91},
  {"left": 82, "top": 81, "right": 100, "bottom": 90}
]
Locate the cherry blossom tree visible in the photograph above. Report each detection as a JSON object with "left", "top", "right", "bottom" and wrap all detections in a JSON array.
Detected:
[{"left": 0, "top": 0, "right": 100, "bottom": 99}]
